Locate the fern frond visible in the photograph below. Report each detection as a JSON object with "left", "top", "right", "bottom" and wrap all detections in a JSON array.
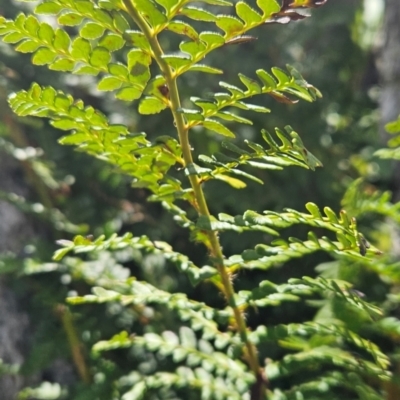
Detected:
[
  {"left": 17, "top": 382, "right": 64, "bottom": 400},
  {"left": 0, "top": 15, "right": 151, "bottom": 100},
  {"left": 93, "top": 328, "right": 253, "bottom": 382},
  {"left": 8, "top": 84, "right": 182, "bottom": 192},
  {"left": 342, "top": 178, "right": 400, "bottom": 222},
  {"left": 122, "top": 366, "right": 249, "bottom": 400},
  {"left": 252, "top": 321, "right": 389, "bottom": 369},
  {"left": 191, "top": 126, "right": 322, "bottom": 189},
  {"left": 374, "top": 147, "right": 400, "bottom": 160},
  {"left": 180, "top": 66, "right": 321, "bottom": 135},
  {"left": 198, "top": 203, "right": 378, "bottom": 259},
  {"left": 384, "top": 114, "right": 400, "bottom": 135},
  {"left": 170, "top": 0, "right": 325, "bottom": 79},
  {"left": 319, "top": 256, "right": 400, "bottom": 285},
  {"left": 288, "top": 277, "right": 382, "bottom": 318},
  {"left": 265, "top": 346, "right": 389, "bottom": 382},
  {"left": 237, "top": 280, "right": 301, "bottom": 308},
  {"left": 269, "top": 371, "right": 383, "bottom": 400},
  {"left": 34, "top": 0, "right": 128, "bottom": 36},
  {"left": 51, "top": 250, "right": 234, "bottom": 345},
  {"left": 375, "top": 114, "right": 400, "bottom": 159},
  {"left": 244, "top": 277, "right": 383, "bottom": 320},
  {"left": 53, "top": 232, "right": 218, "bottom": 284},
  {"left": 68, "top": 282, "right": 236, "bottom": 344},
  {"left": 162, "top": 2, "right": 327, "bottom": 79},
  {"left": 223, "top": 236, "right": 377, "bottom": 273},
  {"left": 374, "top": 317, "right": 400, "bottom": 341}
]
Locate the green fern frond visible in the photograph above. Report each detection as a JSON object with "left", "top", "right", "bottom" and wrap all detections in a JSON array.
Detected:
[
  {"left": 17, "top": 382, "right": 64, "bottom": 400},
  {"left": 374, "top": 147, "right": 400, "bottom": 160},
  {"left": 8, "top": 84, "right": 182, "bottom": 192},
  {"left": 35, "top": 0, "right": 156, "bottom": 60},
  {"left": 125, "top": 0, "right": 278, "bottom": 65},
  {"left": 0, "top": 15, "right": 151, "bottom": 100},
  {"left": 53, "top": 232, "right": 219, "bottom": 284},
  {"left": 374, "top": 317, "right": 400, "bottom": 341},
  {"left": 269, "top": 371, "right": 383, "bottom": 400},
  {"left": 342, "top": 178, "right": 400, "bottom": 222},
  {"left": 192, "top": 126, "right": 322, "bottom": 189},
  {"left": 248, "top": 302, "right": 381, "bottom": 347},
  {"left": 2, "top": 1, "right": 389, "bottom": 398},
  {"left": 223, "top": 236, "right": 377, "bottom": 273},
  {"left": 277, "top": 330, "right": 388, "bottom": 369},
  {"left": 122, "top": 366, "right": 249, "bottom": 400},
  {"left": 237, "top": 281, "right": 301, "bottom": 308},
  {"left": 375, "top": 115, "right": 400, "bottom": 159},
  {"left": 288, "top": 277, "right": 382, "bottom": 318},
  {"left": 167, "top": 0, "right": 328, "bottom": 80},
  {"left": 265, "top": 346, "right": 389, "bottom": 382},
  {"left": 58, "top": 253, "right": 233, "bottom": 342},
  {"left": 197, "top": 203, "right": 377, "bottom": 259},
  {"left": 319, "top": 256, "right": 400, "bottom": 285},
  {"left": 144, "top": 1, "right": 325, "bottom": 80},
  {"left": 245, "top": 203, "right": 367, "bottom": 250},
  {"left": 68, "top": 282, "right": 236, "bottom": 343},
  {"left": 93, "top": 328, "right": 253, "bottom": 382},
  {"left": 180, "top": 66, "right": 321, "bottom": 134},
  {"left": 384, "top": 114, "right": 400, "bottom": 135},
  {"left": 250, "top": 322, "right": 388, "bottom": 368},
  {"left": 34, "top": 0, "right": 128, "bottom": 36}
]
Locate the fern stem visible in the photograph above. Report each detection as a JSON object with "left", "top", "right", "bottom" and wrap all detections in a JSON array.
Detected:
[
  {"left": 122, "top": 0, "right": 264, "bottom": 393},
  {"left": 55, "top": 305, "right": 91, "bottom": 384}
]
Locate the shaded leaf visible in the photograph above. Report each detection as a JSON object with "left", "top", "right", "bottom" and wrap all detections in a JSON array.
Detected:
[{"left": 203, "top": 119, "right": 235, "bottom": 138}]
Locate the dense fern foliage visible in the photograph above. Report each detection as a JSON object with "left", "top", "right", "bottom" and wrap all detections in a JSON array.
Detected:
[{"left": 0, "top": 0, "right": 398, "bottom": 399}]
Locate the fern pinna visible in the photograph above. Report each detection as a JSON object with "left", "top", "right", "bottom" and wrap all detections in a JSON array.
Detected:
[{"left": 0, "top": 0, "right": 391, "bottom": 399}]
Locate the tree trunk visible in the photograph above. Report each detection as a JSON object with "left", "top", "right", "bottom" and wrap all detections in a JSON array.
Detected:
[
  {"left": 378, "top": 0, "right": 400, "bottom": 200},
  {"left": 0, "top": 152, "right": 35, "bottom": 399},
  {"left": 377, "top": 3, "right": 400, "bottom": 398},
  {"left": 378, "top": 0, "right": 400, "bottom": 131}
]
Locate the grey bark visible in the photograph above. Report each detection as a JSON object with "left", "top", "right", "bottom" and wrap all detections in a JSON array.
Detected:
[
  {"left": 378, "top": 0, "right": 400, "bottom": 130},
  {"left": 377, "top": 0, "right": 400, "bottom": 256},
  {"left": 378, "top": 0, "right": 400, "bottom": 153},
  {"left": 0, "top": 150, "right": 35, "bottom": 399}
]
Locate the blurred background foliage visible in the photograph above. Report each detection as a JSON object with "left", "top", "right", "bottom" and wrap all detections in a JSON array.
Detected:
[{"left": 1, "top": 0, "right": 399, "bottom": 398}]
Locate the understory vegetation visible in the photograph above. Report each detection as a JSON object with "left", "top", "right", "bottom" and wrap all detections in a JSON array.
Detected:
[{"left": 1, "top": 0, "right": 400, "bottom": 399}]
